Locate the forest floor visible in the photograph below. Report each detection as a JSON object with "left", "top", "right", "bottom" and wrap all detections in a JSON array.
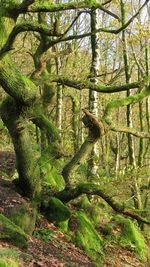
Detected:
[{"left": 0, "top": 151, "right": 149, "bottom": 267}]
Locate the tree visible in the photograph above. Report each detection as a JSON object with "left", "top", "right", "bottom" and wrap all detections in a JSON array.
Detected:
[{"left": 0, "top": 0, "right": 150, "bottom": 227}]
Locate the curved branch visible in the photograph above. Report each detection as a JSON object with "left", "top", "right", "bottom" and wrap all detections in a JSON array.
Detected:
[
  {"left": 103, "top": 85, "right": 150, "bottom": 138},
  {"left": 8, "top": 0, "right": 35, "bottom": 17},
  {"left": 0, "top": 59, "right": 37, "bottom": 104},
  {"left": 0, "top": 22, "right": 62, "bottom": 57},
  {"left": 31, "top": 112, "right": 59, "bottom": 141},
  {"left": 20, "top": 0, "right": 149, "bottom": 50},
  {"left": 51, "top": 76, "right": 141, "bottom": 93},
  {"left": 55, "top": 183, "right": 150, "bottom": 225},
  {"left": 104, "top": 86, "right": 150, "bottom": 122},
  {"left": 62, "top": 109, "right": 104, "bottom": 184}
]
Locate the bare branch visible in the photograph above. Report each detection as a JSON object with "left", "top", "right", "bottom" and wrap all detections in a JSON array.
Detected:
[{"left": 110, "top": 124, "right": 150, "bottom": 139}]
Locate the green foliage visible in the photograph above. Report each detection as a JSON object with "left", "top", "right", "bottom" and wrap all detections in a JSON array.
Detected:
[
  {"left": 34, "top": 228, "right": 54, "bottom": 242},
  {"left": 0, "top": 214, "right": 27, "bottom": 248},
  {"left": 115, "top": 215, "right": 148, "bottom": 260},
  {"left": 0, "top": 248, "right": 20, "bottom": 267},
  {"left": 71, "top": 211, "right": 103, "bottom": 262},
  {"left": 42, "top": 162, "right": 65, "bottom": 190},
  {"left": 40, "top": 152, "right": 65, "bottom": 191}
]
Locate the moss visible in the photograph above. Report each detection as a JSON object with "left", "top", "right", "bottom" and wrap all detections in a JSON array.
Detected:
[
  {"left": 58, "top": 220, "right": 69, "bottom": 233},
  {"left": 0, "top": 214, "right": 28, "bottom": 248},
  {"left": 0, "top": 247, "right": 20, "bottom": 267},
  {"left": 115, "top": 215, "right": 148, "bottom": 260},
  {"left": 0, "top": 259, "right": 19, "bottom": 267},
  {"left": 46, "top": 197, "right": 71, "bottom": 223},
  {"left": 8, "top": 203, "right": 37, "bottom": 235},
  {"left": 78, "top": 196, "right": 101, "bottom": 225},
  {"left": 32, "top": 1, "right": 102, "bottom": 12},
  {"left": 71, "top": 211, "right": 103, "bottom": 262},
  {"left": 104, "top": 89, "right": 150, "bottom": 121},
  {"left": 78, "top": 196, "right": 91, "bottom": 209}
]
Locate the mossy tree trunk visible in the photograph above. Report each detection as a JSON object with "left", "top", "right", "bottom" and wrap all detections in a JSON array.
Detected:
[
  {"left": 0, "top": 2, "right": 41, "bottom": 198},
  {"left": 1, "top": 98, "right": 41, "bottom": 198}
]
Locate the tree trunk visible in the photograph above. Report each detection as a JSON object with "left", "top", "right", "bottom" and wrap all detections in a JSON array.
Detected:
[
  {"left": 1, "top": 97, "right": 41, "bottom": 198},
  {"left": 121, "top": 0, "right": 136, "bottom": 168},
  {"left": 88, "top": 7, "right": 100, "bottom": 176}
]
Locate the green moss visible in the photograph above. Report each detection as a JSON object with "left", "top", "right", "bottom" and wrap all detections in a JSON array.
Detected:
[
  {"left": 78, "top": 196, "right": 101, "bottom": 225},
  {"left": 9, "top": 203, "right": 37, "bottom": 235},
  {"left": 0, "top": 248, "right": 20, "bottom": 267},
  {"left": 46, "top": 197, "right": 71, "bottom": 223},
  {"left": 78, "top": 196, "right": 91, "bottom": 209},
  {"left": 58, "top": 220, "right": 69, "bottom": 233},
  {"left": 0, "top": 214, "right": 28, "bottom": 248},
  {"left": 104, "top": 89, "right": 150, "bottom": 121},
  {"left": 71, "top": 211, "right": 103, "bottom": 262},
  {"left": 115, "top": 215, "right": 148, "bottom": 260}
]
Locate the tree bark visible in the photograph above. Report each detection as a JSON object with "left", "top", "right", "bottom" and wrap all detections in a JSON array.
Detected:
[
  {"left": 1, "top": 98, "right": 41, "bottom": 198},
  {"left": 88, "top": 6, "right": 100, "bottom": 176},
  {"left": 62, "top": 109, "right": 104, "bottom": 185}
]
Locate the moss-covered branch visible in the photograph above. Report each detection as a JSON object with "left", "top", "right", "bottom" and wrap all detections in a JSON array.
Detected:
[
  {"left": 0, "top": 59, "right": 37, "bottom": 104},
  {"left": 0, "top": 97, "right": 41, "bottom": 198},
  {"left": 32, "top": 112, "right": 59, "bottom": 141},
  {"left": 52, "top": 76, "right": 140, "bottom": 93},
  {"left": 7, "top": 0, "right": 35, "bottom": 18},
  {"left": 103, "top": 85, "right": 150, "bottom": 137},
  {"left": 0, "top": 22, "right": 62, "bottom": 57},
  {"left": 28, "top": 1, "right": 105, "bottom": 13},
  {"left": 62, "top": 109, "right": 104, "bottom": 184},
  {"left": 104, "top": 87, "right": 150, "bottom": 121},
  {"left": 55, "top": 183, "right": 150, "bottom": 225}
]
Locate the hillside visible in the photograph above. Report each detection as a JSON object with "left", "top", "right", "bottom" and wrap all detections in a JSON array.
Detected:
[{"left": 0, "top": 151, "right": 150, "bottom": 267}]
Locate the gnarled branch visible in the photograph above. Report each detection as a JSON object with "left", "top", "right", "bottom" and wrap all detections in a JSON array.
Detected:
[
  {"left": 62, "top": 109, "right": 104, "bottom": 184},
  {"left": 0, "top": 22, "right": 62, "bottom": 57},
  {"left": 55, "top": 183, "right": 150, "bottom": 225}
]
